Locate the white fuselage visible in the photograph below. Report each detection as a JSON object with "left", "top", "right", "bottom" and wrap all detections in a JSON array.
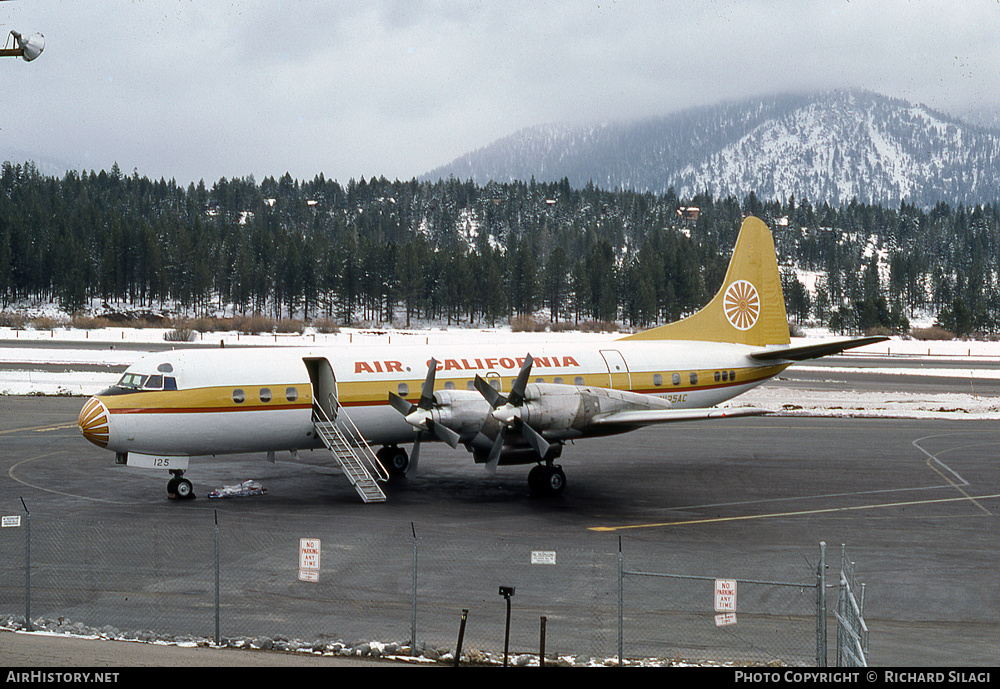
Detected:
[{"left": 78, "top": 338, "right": 789, "bottom": 459}]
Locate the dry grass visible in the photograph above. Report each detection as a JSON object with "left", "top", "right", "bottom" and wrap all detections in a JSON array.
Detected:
[
  {"left": 909, "top": 325, "right": 955, "bottom": 341},
  {"left": 510, "top": 315, "right": 624, "bottom": 333}
]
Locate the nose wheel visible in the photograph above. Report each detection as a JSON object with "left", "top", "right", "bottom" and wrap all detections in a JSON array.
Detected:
[{"left": 167, "top": 470, "right": 195, "bottom": 500}]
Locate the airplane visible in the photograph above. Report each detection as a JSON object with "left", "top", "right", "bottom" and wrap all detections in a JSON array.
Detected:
[{"left": 77, "top": 216, "right": 886, "bottom": 502}]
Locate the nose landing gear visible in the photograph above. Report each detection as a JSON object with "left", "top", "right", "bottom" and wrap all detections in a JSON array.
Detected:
[{"left": 167, "top": 469, "right": 195, "bottom": 500}]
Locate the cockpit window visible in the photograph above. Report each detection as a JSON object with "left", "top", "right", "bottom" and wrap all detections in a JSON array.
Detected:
[
  {"left": 117, "top": 373, "right": 148, "bottom": 389},
  {"left": 144, "top": 375, "right": 163, "bottom": 389}
]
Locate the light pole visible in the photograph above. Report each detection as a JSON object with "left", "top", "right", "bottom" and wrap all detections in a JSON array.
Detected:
[{"left": 499, "top": 586, "right": 515, "bottom": 667}]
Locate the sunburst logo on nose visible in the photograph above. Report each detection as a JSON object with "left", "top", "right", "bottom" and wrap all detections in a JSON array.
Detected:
[
  {"left": 78, "top": 397, "right": 109, "bottom": 448},
  {"left": 723, "top": 280, "right": 760, "bottom": 331}
]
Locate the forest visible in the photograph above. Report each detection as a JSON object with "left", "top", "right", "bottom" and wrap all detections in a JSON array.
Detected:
[{"left": 1, "top": 160, "right": 998, "bottom": 337}]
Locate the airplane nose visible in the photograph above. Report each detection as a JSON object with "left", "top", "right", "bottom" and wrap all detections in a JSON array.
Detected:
[{"left": 78, "top": 396, "right": 110, "bottom": 448}]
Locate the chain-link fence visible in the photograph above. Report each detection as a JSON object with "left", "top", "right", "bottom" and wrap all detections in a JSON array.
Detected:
[
  {"left": 836, "top": 545, "right": 869, "bottom": 667},
  {"left": 618, "top": 539, "right": 829, "bottom": 666},
  {"left": 1, "top": 504, "right": 849, "bottom": 665}
]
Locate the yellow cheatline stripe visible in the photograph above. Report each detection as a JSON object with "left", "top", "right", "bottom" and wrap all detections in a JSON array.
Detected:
[
  {"left": 85, "top": 352, "right": 788, "bottom": 415},
  {"left": 100, "top": 384, "right": 314, "bottom": 413},
  {"left": 589, "top": 492, "right": 1000, "bottom": 532},
  {"left": 91, "top": 363, "right": 784, "bottom": 412}
]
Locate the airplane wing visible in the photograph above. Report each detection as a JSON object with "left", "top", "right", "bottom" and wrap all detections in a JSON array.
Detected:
[
  {"left": 591, "top": 406, "right": 768, "bottom": 428},
  {"left": 748, "top": 336, "right": 888, "bottom": 362}
]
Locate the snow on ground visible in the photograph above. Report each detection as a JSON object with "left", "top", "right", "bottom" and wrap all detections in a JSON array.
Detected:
[
  {"left": 735, "top": 385, "right": 1000, "bottom": 420},
  {"left": 2, "top": 326, "right": 999, "bottom": 419}
]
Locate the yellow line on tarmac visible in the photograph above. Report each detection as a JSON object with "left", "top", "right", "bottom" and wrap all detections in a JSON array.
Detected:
[
  {"left": 589, "top": 492, "right": 1000, "bottom": 532},
  {"left": 0, "top": 423, "right": 77, "bottom": 435}
]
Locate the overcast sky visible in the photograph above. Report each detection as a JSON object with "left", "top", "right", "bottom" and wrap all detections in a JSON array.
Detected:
[{"left": 3, "top": 0, "right": 999, "bottom": 186}]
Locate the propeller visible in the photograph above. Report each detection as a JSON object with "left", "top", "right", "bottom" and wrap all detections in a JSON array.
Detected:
[
  {"left": 388, "top": 358, "right": 460, "bottom": 476},
  {"left": 472, "top": 354, "right": 550, "bottom": 474}
]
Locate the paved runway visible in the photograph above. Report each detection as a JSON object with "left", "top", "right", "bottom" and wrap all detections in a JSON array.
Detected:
[{"left": 1, "top": 385, "right": 998, "bottom": 666}]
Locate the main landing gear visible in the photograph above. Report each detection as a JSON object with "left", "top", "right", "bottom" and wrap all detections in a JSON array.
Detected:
[
  {"left": 377, "top": 445, "right": 409, "bottom": 478},
  {"left": 167, "top": 469, "right": 195, "bottom": 500},
  {"left": 528, "top": 463, "right": 566, "bottom": 497}
]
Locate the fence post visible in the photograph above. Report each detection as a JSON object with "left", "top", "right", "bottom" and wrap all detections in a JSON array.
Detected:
[
  {"left": 214, "top": 511, "right": 220, "bottom": 646},
  {"left": 617, "top": 536, "right": 623, "bottom": 666},
  {"left": 539, "top": 616, "right": 546, "bottom": 667},
  {"left": 21, "top": 498, "right": 30, "bottom": 632},
  {"left": 410, "top": 523, "right": 417, "bottom": 656},
  {"left": 454, "top": 609, "right": 468, "bottom": 667},
  {"left": 837, "top": 544, "right": 846, "bottom": 667},
  {"left": 816, "top": 541, "right": 826, "bottom": 666}
]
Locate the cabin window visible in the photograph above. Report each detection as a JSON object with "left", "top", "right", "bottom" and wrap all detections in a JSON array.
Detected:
[
  {"left": 164, "top": 377, "right": 177, "bottom": 391},
  {"left": 653, "top": 373, "right": 663, "bottom": 387},
  {"left": 689, "top": 372, "right": 698, "bottom": 385},
  {"left": 144, "top": 375, "right": 163, "bottom": 389},
  {"left": 574, "top": 376, "right": 585, "bottom": 386},
  {"left": 535, "top": 378, "right": 545, "bottom": 383},
  {"left": 722, "top": 371, "right": 729, "bottom": 381},
  {"left": 467, "top": 380, "right": 476, "bottom": 390},
  {"left": 445, "top": 381, "right": 455, "bottom": 390},
  {"left": 233, "top": 389, "right": 245, "bottom": 404},
  {"left": 672, "top": 373, "right": 681, "bottom": 386},
  {"left": 714, "top": 371, "right": 721, "bottom": 383},
  {"left": 730, "top": 370, "right": 736, "bottom": 381},
  {"left": 554, "top": 377, "right": 564, "bottom": 384},
  {"left": 286, "top": 387, "right": 298, "bottom": 402},
  {"left": 397, "top": 383, "right": 409, "bottom": 397},
  {"left": 260, "top": 388, "right": 272, "bottom": 403}
]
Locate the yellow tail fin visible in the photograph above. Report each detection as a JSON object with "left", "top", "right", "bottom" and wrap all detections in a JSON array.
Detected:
[{"left": 620, "top": 216, "right": 790, "bottom": 346}]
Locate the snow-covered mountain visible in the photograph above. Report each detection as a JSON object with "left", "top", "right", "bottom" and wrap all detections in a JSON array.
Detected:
[{"left": 424, "top": 91, "right": 1000, "bottom": 207}]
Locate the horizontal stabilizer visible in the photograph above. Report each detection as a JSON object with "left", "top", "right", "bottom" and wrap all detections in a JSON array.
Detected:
[
  {"left": 749, "top": 336, "right": 888, "bottom": 362},
  {"left": 592, "top": 406, "right": 768, "bottom": 428}
]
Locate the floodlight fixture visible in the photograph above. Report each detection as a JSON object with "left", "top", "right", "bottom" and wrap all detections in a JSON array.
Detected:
[{"left": 2, "top": 30, "right": 44, "bottom": 61}]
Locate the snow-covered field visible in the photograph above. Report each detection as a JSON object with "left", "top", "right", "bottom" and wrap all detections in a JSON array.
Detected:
[{"left": 2, "top": 325, "right": 999, "bottom": 420}]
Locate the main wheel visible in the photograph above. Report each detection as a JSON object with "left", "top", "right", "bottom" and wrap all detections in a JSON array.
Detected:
[
  {"left": 378, "top": 446, "right": 409, "bottom": 477},
  {"left": 544, "top": 465, "right": 566, "bottom": 495},
  {"left": 528, "top": 464, "right": 566, "bottom": 497}
]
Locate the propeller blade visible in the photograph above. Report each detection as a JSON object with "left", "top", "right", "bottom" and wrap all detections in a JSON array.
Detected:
[
  {"left": 485, "top": 427, "right": 505, "bottom": 475},
  {"left": 506, "top": 354, "right": 534, "bottom": 407},
  {"left": 520, "top": 422, "right": 550, "bottom": 459},
  {"left": 419, "top": 358, "right": 438, "bottom": 409},
  {"left": 427, "top": 419, "right": 460, "bottom": 448},
  {"left": 407, "top": 433, "right": 422, "bottom": 477},
  {"left": 474, "top": 374, "right": 505, "bottom": 408},
  {"left": 388, "top": 391, "right": 416, "bottom": 417}
]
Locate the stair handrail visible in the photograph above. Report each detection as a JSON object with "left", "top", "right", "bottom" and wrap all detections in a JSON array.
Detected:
[{"left": 313, "top": 399, "right": 389, "bottom": 483}]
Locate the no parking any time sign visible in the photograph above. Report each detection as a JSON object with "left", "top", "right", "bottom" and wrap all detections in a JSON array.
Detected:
[{"left": 299, "top": 538, "right": 320, "bottom": 582}]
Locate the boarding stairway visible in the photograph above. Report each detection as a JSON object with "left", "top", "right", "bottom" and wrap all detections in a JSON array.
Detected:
[{"left": 313, "top": 402, "right": 388, "bottom": 503}]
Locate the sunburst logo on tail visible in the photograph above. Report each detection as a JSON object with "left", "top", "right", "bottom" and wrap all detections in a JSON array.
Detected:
[{"left": 723, "top": 280, "right": 760, "bottom": 331}]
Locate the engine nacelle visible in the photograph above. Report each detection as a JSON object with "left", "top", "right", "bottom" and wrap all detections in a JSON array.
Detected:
[
  {"left": 428, "top": 389, "right": 492, "bottom": 436},
  {"left": 510, "top": 384, "right": 675, "bottom": 439}
]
